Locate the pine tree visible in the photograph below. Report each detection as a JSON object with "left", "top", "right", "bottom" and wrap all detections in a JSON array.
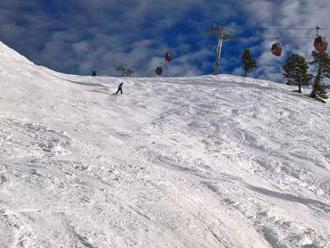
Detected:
[
  {"left": 283, "top": 54, "right": 312, "bottom": 93},
  {"left": 242, "top": 48, "right": 257, "bottom": 77},
  {"left": 310, "top": 51, "right": 330, "bottom": 101}
]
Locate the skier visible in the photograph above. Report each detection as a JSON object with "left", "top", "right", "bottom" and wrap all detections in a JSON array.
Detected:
[{"left": 114, "top": 82, "right": 123, "bottom": 95}]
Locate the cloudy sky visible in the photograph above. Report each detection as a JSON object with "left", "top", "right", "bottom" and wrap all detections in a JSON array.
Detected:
[{"left": 0, "top": 0, "right": 329, "bottom": 81}]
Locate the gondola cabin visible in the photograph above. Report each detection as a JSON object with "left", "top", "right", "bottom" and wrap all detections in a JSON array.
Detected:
[
  {"left": 271, "top": 43, "right": 282, "bottom": 57},
  {"left": 314, "top": 36, "right": 328, "bottom": 53},
  {"left": 164, "top": 52, "right": 174, "bottom": 62}
]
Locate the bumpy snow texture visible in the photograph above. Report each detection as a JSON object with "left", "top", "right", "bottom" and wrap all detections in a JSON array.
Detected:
[{"left": 0, "top": 42, "right": 329, "bottom": 248}]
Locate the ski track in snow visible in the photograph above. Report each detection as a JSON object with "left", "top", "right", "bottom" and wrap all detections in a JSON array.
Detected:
[{"left": 0, "top": 41, "right": 330, "bottom": 247}]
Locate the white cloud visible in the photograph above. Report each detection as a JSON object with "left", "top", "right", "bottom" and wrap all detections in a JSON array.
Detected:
[{"left": 1, "top": 0, "right": 329, "bottom": 80}]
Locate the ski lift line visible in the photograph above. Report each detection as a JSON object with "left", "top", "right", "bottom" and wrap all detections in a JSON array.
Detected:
[
  {"left": 265, "top": 27, "right": 330, "bottom": 30},
  {"left": 231, "top": 36, "right": 330, "bottom": 42},
  {"left": 263, "top": 36, "right": 330, "bottom": 40}
]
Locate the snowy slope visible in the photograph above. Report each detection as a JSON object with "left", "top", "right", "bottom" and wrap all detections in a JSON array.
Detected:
[{"left": 0, "top": 41, "right": 329, "bottom": 248}]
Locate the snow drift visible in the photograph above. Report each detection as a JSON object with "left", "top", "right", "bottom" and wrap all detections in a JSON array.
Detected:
[{"left": 0, "top": 41, "right": 329, "bottom": 247}]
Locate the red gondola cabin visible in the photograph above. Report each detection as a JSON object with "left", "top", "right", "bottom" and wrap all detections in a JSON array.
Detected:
[
  {"left": 271, "top": 43, "right": 282, "bottom": 57},
  {"left": 314, "top": 36, "right": 328, "bottom": 53},
  {"left": 164, "top": 52, "right": 174, "bottom": 62}
]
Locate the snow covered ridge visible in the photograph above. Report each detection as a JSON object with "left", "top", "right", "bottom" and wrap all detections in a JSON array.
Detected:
[
  {"left": 0, "top": 42, "right": 329, "bottom": 248},
  {"left": 0, "top": 41, "right": 33, "bottom": 66}
]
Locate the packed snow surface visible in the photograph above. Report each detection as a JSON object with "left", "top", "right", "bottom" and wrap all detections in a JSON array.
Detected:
[{"left": 0, "top": 41, "right": 330, "bottom": 248}]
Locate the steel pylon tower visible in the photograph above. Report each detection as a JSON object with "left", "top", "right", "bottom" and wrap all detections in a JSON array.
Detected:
[{"left": 207, "top": 25, "right": 235, "bottom": 75}]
